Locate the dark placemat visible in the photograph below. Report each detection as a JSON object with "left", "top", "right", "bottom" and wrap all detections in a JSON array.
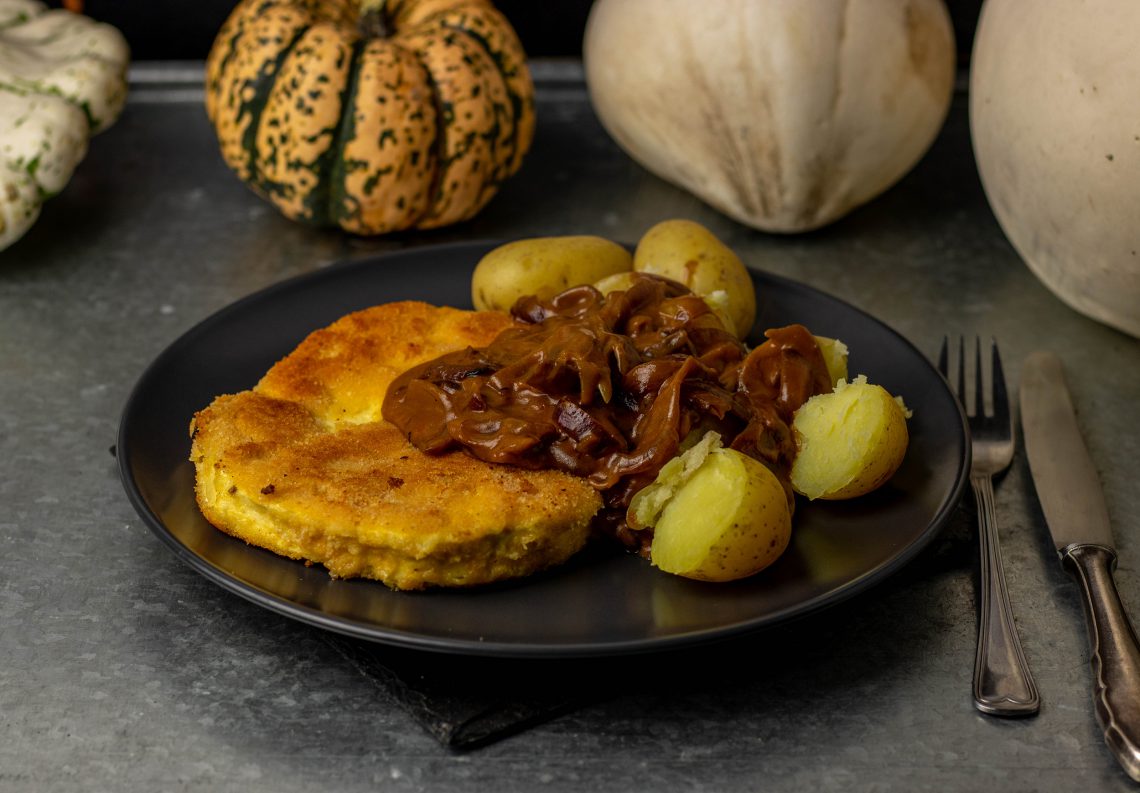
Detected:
[
  {"left": 319, "top": 633, "right": 624, "bottom": 749},
  {"left": 311, "top": 514, "right": 973, "bottom": 750}
]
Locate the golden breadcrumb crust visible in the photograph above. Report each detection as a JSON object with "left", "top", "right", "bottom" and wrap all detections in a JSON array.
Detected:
[{"left": 189, "top": 301, "right": 601, "bottom": 590}]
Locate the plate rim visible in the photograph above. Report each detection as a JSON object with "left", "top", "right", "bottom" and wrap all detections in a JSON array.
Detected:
[{"left": 117, "top": 241, "right": 970, "bottom": 659}]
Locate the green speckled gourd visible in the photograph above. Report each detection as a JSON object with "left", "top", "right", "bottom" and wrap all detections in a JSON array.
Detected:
[
  {"left": 205, "top": 0, "right": 535, "bottom": 234},
  {"left": 0, "top": 0, "right": 129, "bottom": 251}
]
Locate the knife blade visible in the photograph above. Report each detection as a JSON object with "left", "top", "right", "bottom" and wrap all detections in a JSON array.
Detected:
[
  {"left": 1020, "top": 350, "right": 1140, "bottom": 782},
  {"left": 1020, "top": 351, "right": 1113, "bottom": 551}
]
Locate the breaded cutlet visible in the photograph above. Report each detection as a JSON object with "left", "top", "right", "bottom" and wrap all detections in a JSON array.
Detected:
[{"left": 189, "top": 301, "right": 602, "bottom": 590}]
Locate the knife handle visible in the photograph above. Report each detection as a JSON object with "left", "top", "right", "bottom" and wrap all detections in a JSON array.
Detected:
[{"left": 1062, "top": 543, "right": 1140, "bottom": 782}]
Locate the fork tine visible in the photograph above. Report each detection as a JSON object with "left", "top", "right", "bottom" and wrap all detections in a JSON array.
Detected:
[
  {"left": 974, "top": 337, "right": 985, "bottom": 417},
  {"left": 957, "top": 336, "right": 967, "bottom": 411},
  {"left": 990, "top": 338, "right": 1010, "bottom": 426},
  {"left": 938, "top": 336, "right": 949, "bottom": 378}
]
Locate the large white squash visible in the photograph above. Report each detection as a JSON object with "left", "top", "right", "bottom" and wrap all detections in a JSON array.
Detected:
[
  {"left": 970, "top": 0, "right": 1140, "bottom": 338},
  {"left": 583, "top": 0, "right": 956, "bottom": 233}
]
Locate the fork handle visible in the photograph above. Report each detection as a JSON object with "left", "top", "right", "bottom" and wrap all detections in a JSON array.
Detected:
[{"left": 971, "top": 474, "right": 1041, "bottom": 716}]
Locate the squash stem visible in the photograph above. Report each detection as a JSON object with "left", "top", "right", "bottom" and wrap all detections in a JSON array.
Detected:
[{"left": 358, "top": 0, "right": 394, "bottom": 38}]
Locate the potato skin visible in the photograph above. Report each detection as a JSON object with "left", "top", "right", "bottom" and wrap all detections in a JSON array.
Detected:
[
  {"left": 632, "top": 219, "right": 757, "bottom": 338},
  {"left": 650, "top": 447, "right": 792, "bottom": 582},
  {"left": 471, "top": 236, "right": 633, "bottom": 312},
  {"left": 790, "top": 378, "right": 909, "bottom": 500}
]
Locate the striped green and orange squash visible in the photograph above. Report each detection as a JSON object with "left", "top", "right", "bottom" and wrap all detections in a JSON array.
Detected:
[{"left": 205, "top": 0, "right": 535, "bottom": 233}]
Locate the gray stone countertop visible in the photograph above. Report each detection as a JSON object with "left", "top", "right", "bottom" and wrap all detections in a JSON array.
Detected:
[{"left": 2, "top": 61, "right": 1138, "bottom": 792}]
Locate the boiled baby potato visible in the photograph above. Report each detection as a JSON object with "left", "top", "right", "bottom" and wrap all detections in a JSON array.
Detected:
[
  {"left": 596, "top": 270, "right": 737, "bottom": 333},
  {"left": 653, "top": 448, "right": 792, "bottom": 581},
  {"left": 633, "top": 219, "right": 756, "bottom": 338},
  {"left": 790, "top": 376, "right": 910, "bottom": 500},
  {"left": 629, "top": 433, "right": 792, "bottom": 582},
  {"left": 472, "top": 235, "right": 633, "bottom": 312}
]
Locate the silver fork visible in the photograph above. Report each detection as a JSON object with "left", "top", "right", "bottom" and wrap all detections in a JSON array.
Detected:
[{"left": 940, "top": 337, "right": 1040, "bottom": 716}]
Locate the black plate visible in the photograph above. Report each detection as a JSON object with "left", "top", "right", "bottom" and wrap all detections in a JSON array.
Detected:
[{"left": 118, "top": 241, "right": 969, "bottom": 658}]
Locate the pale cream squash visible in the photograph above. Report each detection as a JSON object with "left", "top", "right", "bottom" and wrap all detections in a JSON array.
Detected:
[
  {"left": 583, "top": 0, "right": 955, "bottom": 233},
  {"left": 970, "top": 0, "right": 1140, "bottom": 338}
]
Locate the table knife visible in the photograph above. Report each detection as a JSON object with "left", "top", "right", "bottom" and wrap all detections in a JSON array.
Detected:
[{"left": 1020, "top": 350, "right": 1140, "bottom": 782}]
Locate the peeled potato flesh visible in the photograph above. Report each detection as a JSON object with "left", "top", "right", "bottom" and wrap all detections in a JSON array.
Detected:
[
  {"left": 594, "top": 270, "right": 640, "bottom": 295},
  {"left": 814, "top": 336, "right": 849, "bottom": 386},
  {"left": 471, "top": 235, "right": 633, "bottom": 312},
  {"left": 790, "top": 377, "right": 909, "bottom": 500},
  {"left": 648, "top": 446, "right": 792, "bottom": 582},
  {"left": 628, "top": 431, "right": 721, "bottom": 530}
]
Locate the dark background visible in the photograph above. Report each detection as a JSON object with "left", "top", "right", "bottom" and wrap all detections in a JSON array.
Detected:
[{"left": 56, "top": 1, "right": 984, "bottom": 63}]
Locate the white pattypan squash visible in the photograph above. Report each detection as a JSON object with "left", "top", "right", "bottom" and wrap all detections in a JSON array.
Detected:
[
  {"left": 971, "top": 0, "right": 1140, "bottom": 338},
  {"left": 584, "top": 0, "right": 956, "bottom": 233},
  {"left": 0, "top": 0, "right": 128, "bottom": 251}
]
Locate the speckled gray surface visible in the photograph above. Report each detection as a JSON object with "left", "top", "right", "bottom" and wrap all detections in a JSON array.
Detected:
[{"left": 2, "top": 62, "right": 1139, "bottom": 792}]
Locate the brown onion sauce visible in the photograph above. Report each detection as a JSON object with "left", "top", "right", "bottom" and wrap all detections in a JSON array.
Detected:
[{"left": 382, "top": 275, "right": 832, "bottom": 553}]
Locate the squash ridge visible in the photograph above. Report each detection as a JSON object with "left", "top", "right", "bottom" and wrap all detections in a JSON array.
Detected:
[
  {"left": 325, "top": 36, "right": 367, "bottom": 227},
  {"left": 237, "top": 26, "right": 309, "bottom": 197},
  {"left": 430, "top": 5, "right": 532, "bottom": 179},
  {"left": 405, "top": 39, "right": 448, "bottom": 228},
  {"left": 253, "top": 24, "right": 354, "bottom": 223}
]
